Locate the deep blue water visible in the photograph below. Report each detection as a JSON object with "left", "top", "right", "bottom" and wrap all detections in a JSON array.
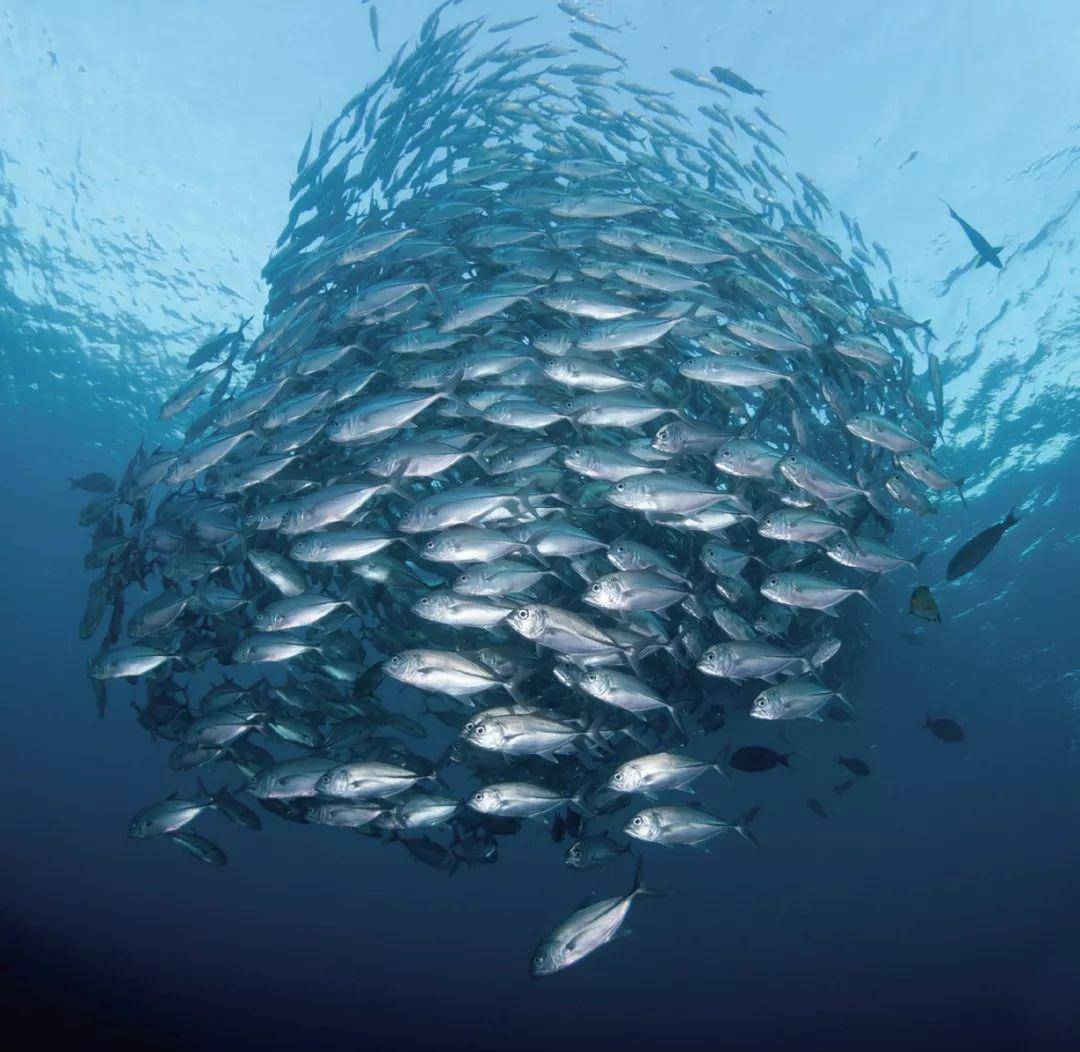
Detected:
[{"left": 2, "top": 3, "right": 1079, "bottom": 1050}]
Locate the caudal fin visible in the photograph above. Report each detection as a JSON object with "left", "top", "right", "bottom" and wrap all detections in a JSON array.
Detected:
[
  {"left": 735, "top": 806, "right": 760, "bottom": 846},
  {"left": 631, "top": 854, "right": 666, "bottom": 898}
]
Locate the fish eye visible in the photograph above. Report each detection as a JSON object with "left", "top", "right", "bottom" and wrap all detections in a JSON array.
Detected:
[
  {"left": 425, "top": 540, "right": 435, "bottom": 550},
  {"left": 475, "top": 725, "right": 487, "bottom": 736},
  {"left": 721, "top": 449, "right": 731, "bottom": 458},
  {"left": 517, "top": 609, "right": 530, "bottom": 619},
  {"left": 420, "top": 598, "right": 430, "bottom": 606},
  {"left": 768, "top": 577, "right": 778, "bottom": 586},
  {"left": 615, "top": 545, "right": 625, "bottom": 553},
  {"left": 457, "top": 574, "right": 468, "bottom": 584},
  {"left": 764, "top": 517, "right": 773, "bottom": 526},
  {"left": 371, "top": 455, "right": 382, "bottom": 464},
  {"left": 590, "top": 583, "right": 600, "bottom": 592},
  {"left": 615, "top": 482, "right": 625, "bottom": 491},
  {"left": 632, "top": 816, "right": 643, "bottom": 826}
]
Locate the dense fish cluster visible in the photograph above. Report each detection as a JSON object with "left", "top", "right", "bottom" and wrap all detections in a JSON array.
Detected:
[{"left": 76, "top": 1, "right": 964, "bottom": 975}]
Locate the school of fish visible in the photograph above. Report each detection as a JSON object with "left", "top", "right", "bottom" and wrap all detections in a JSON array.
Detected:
[{"left": 75, "top": 0, "right": 976, "bottom": 976}]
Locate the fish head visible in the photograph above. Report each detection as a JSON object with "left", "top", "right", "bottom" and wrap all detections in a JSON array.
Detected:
[
  {"left": 508, "top": 605, "right": 545, "bottom": 641},
  {"left": 365, "top": 450, "right": 395, "bottom": 476},
  {"left": 564, "top": 840, "right": 588, "bottom": 870},
  {"left": 452, "top": 569, "right": 480, "bottom": 594},
  {"left": 609, "top": 761, "right": 641, "bottom": 793},
  {"left": 776, "top": 452, "right": 802, "bottom": 484},
  {"left": 844, "top": 414, "right": 873, "bottom": 441},
  {"left": 760, "top": 575, "right": 787, "bottom": 604},
  {"left": 412, "top": 592, "right": 449, "bottom": 621},
  {"left": 698, "top": 645, "right": 732, "bottom": 677},
  {"left": 461, "top": 717, "right": 506, "bottom": 751},
  {"left": 624, "top": 808, "right": 660, "bottom": 842},
  {"left": 397, "top": 506, "right": 430, "bottom": 533},
  {"left": 315, "top": 768, "right": 347, "bottom": 798},
  {"left": 562, "top": 445, "right": 597, "bottom": 475},
  {"left": 468, "top": 787, "right": 499, "bottom": 813},
  {"left": 530, "top": 939, "right": 564, "bottom": 978},
  {"left": 279, "top": 507, "right": 308, "bottom": 534},
  {"left": 253, "top": 609, "right": 284, "bottom": 632},
  {"left": 651, "top": 422, "right": 682, "bottom": 454},
  {"left": 584, "top": 578, "right": 616, "bottom": 609},
  {"left": 751, "top": 689, "right": 782, "bottom": 720},
  {"left": 383, "top": 651, "right": 420, "bottom": 683},
  {"left": 582, "top": 669, "right": 613, "bottom": 699},
  {"left": 127, "top": 813, "right": 153, "bottom": 839},
  {"left": 289, "top": 536, "right": 324, "bottom": 561},
  {"left": 606, "top": 476, "right": 644, "bottom": 510},
  {"left": 756, "top": 514, "right": 782, "bottom": 540}
]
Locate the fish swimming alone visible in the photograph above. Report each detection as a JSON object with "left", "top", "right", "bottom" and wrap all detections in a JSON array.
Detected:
[{"left": 946, "top": 508, "right": 1020, "bottom": 580}]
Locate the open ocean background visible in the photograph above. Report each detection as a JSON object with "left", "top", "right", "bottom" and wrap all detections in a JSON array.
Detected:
[{"left": 2, "top": 2, "right": 1078, "bottom": 1049}]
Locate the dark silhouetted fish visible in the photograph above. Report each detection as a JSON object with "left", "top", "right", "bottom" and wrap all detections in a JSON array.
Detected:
[
  {"left": 946, "top": 508, "right": 1020, "bottom": 580},
  {"left": 925, "top": 717, "right": 964, "bottom": 743},
  {"left": 728, "top": 746, "right": 791, "bottom": 772},
  {"left": 941, "top": 200, "right": 1003, "bottom": 269}
]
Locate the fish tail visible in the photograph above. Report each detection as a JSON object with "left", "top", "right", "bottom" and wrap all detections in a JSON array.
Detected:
[
  {"left": 856, "top": 587, "right": 880, "bottom": 612},
  {"left": 1004, "top": 505, "right": 1020, "bottom": 529},
  {"left": 735, "top": 806, "right": 760, "bottom": 846},
  {"left": 711, "top": 748, "right": 732, "bottom": 781},
  {"left": 631, "top": 854, "right": 666, "bottom": 898}
]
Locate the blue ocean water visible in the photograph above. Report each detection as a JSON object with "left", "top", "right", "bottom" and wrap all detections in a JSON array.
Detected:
[{"left": 2, "top": 2, "right": 1079, "bottom": 1050}]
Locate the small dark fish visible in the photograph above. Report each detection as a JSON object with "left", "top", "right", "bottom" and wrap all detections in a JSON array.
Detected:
[
  {"left": 68, "top": 472, "right": 115, "bottom": 493},
  {"left": 925, "top": 716, "right": 964, "bottom": 743},
  {"left": 697, "top": 703, "right": 726, "bottom": 732},
  {"left": 197, "top": 778, "right": 262, "bottom": 830},
  {"left": 395, "top": 834, "right": 456, "bottom": 873},
  {"left": 551, "top": 813, "right": 566, "bottom": 843},
  {"left": 941, "top": 200, "right": 1003, "bottom": 269},
  {"left": 946, "top": 508, "right": 1020, "bottom": 581},
  {"left": 728, "top": 746, "right": 791, "bottom": 772},
  {"left": 838, "top": 756, "right": 870, "bottom": 777},
  {"left": 806, "top": 797, "right": 827, "bottom": 819},
  {"left": 832, "top": 778, "right": 857, "bottom": 794},
  {"left": 909, "top": 585, "right": 941, "bottom": 623}
]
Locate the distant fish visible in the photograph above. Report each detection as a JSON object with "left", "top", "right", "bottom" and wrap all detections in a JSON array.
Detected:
[
  {"left": 68, "top": 472, "right": 115, "bottom": 493},
  {"left": 941, "top": 200, "right": 1003, "bottom": 269},
  {"left": 806, "top": 797, "right": 828, "bottom": 819},
  {"left": 838, "top": 756, "right": 870, "bottom": 777},
  {"left": 369, "top": 4, "right": 381, "bottom": 53},
  {"left": 946, "top": 507, "right": 1020, "bottom": 581},
  {"left": 710, "top": 65, "right": 766, "bottom": 96},
  {"left": 924, "top": 716, "right": 964, "bottom": 743},
  {"left": 832, "top": 778, "right": 857, "bottom": 794}
]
